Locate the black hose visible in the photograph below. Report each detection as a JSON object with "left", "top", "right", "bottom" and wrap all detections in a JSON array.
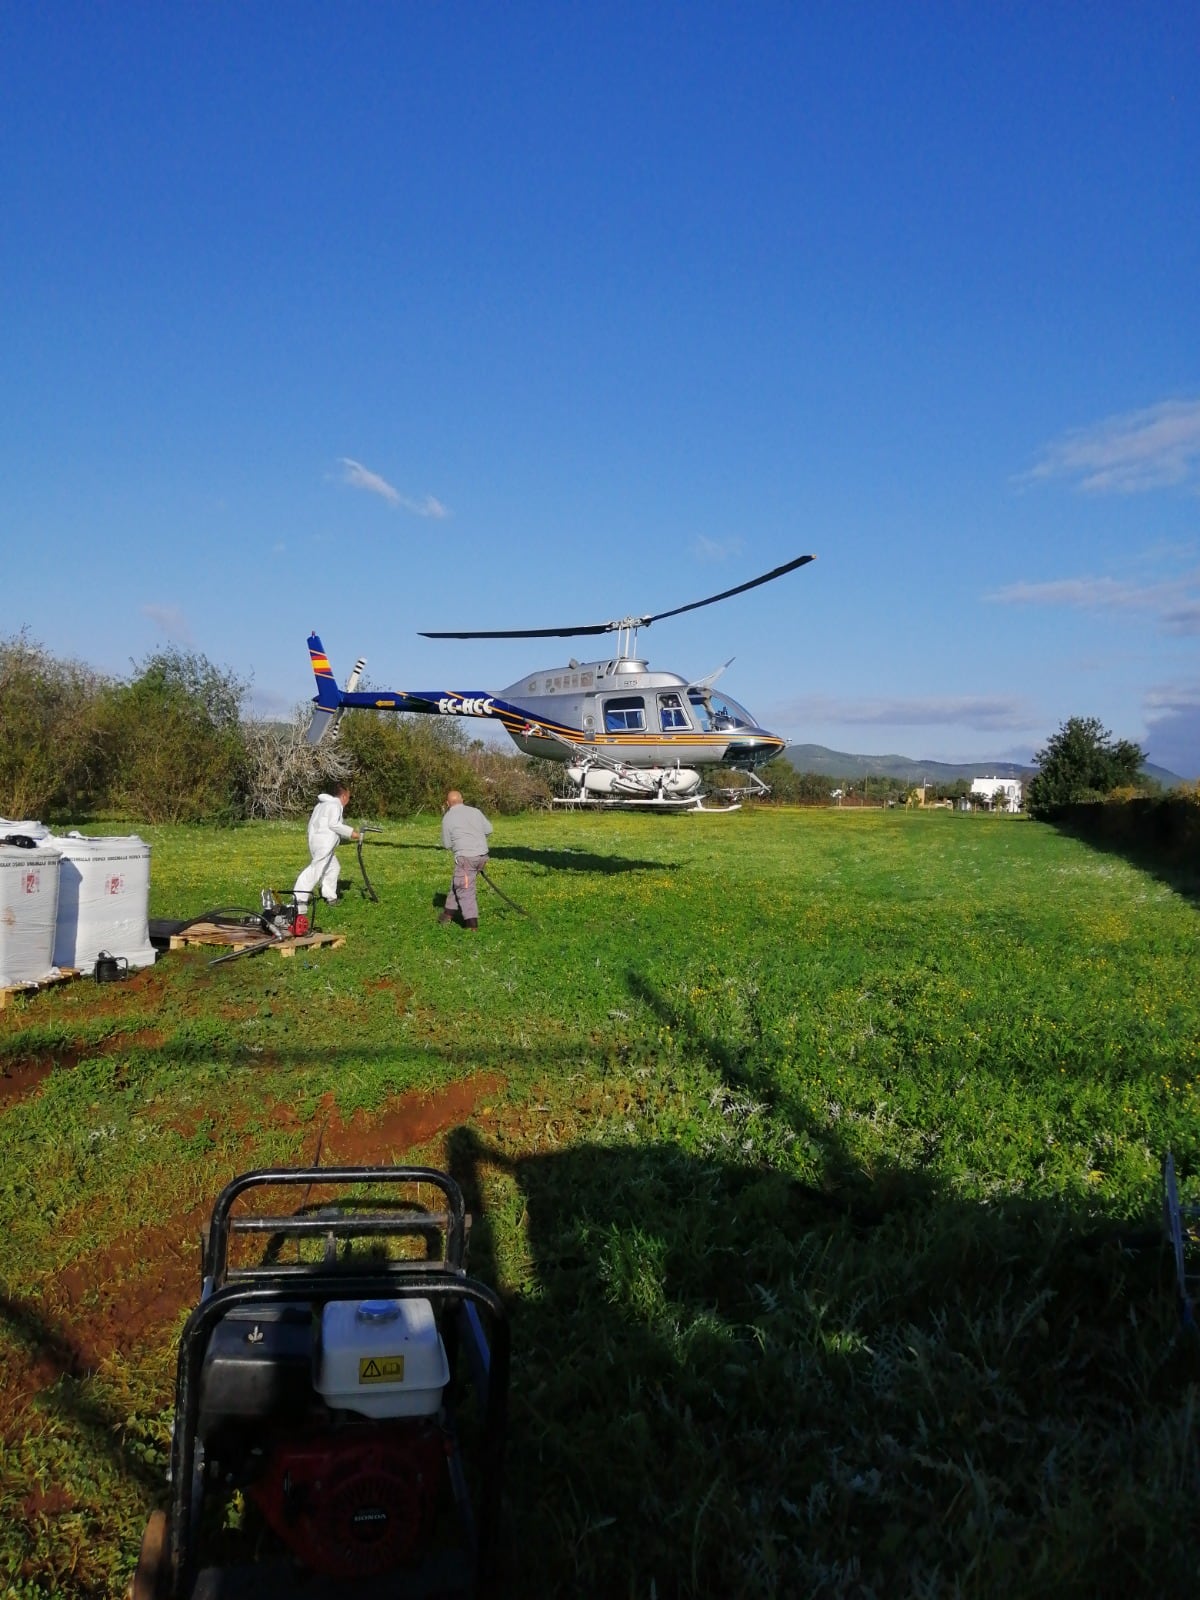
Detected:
[
  {"left": 179, "top": 906, "right": 276, "bottom": 937},
  {"left": 478, "top": 866, "right": 528, "bottom": 917},
  {"left": 356, "top": 835, "right": 379, "bottom": 902},
  {"left": 208, "top": 937, "right": 277, "bottom": 968}
]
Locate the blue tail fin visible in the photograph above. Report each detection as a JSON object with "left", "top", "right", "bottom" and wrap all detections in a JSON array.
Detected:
[{"left": 307, "top": 634, "right": 341, "bottom": 709}]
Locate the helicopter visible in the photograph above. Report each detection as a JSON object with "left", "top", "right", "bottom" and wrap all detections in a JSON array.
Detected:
[{"left": 304, "top": 553, "right": 815, "bottom": 810}]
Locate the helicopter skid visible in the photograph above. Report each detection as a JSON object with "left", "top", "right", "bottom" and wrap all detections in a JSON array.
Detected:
[{"left": 550, "top": 791, "right": 741, "bottom": 812}]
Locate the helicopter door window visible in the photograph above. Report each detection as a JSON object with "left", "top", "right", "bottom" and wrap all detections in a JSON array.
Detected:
[
  {"left": 604, "top": 696, "right": 646, "bottom": 732},
  {"left": 687, "top": 692, "right": 713, "bottom": 732},
  {"left": 657, "top": 692, "right": 691, "bottom": 731}
]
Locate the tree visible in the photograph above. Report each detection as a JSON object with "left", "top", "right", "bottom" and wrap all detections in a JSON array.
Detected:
[
  {"left": 102, "top": 648, "right": 250, "bottom": 822},
  {"left": 1026, "top": 716, "right": 1145, "bottom": 818},
  {"left": 757, "top": 759, "right": 802, "bottom": 803},
  {"left": 0, "top": 632, "right": 111, "bottom": 818},
  {"left": 337, "top": 710, "right": 476, "bottom": 817}
]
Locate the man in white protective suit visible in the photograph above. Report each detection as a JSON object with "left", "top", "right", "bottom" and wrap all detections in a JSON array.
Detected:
[{"left": 294, "top": 783, "right": 361, "bottom": 914}]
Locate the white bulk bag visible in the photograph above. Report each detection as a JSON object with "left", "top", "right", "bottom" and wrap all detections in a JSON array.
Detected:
[
  {"left": 0, "top": 841, "right": 62, "bottom": 987},
  {"left": 48, "top": 833, "right": 156, "bottom": 974}
]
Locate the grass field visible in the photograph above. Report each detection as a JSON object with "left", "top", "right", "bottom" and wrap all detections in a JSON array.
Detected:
[{"left": 1, "top": 806, "right": 1199, "bottom": 1597}]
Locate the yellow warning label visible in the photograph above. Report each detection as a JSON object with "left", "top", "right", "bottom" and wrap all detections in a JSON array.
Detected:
[{"left": 359, "top": 1354, "right": 405, "bottom": 1384}]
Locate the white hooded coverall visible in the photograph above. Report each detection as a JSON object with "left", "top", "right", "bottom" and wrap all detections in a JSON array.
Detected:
[{"left": 294, "top": 792, "right": 354, "bottom": 906}]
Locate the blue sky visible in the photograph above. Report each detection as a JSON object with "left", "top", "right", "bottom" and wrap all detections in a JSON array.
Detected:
[{"left": 4, "top": 4, "right": 1198, "bottom": 777}]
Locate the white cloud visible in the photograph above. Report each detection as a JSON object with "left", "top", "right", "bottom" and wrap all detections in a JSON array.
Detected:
[
  {"left": 989, "top": 569, "right": 1200, "bottom": 635},
  {"left": 692, "top": 534, "right": 745, "bottom": 563},
  {"left": 773, "top": 693, "right": 1033, "bottom": 731},
  {"left": 401, "top": 493, "right": 449, "bottom": 520},
  {"left": 339, "top": 457, "right": 400, "bottom": 504},
  {"left": 991, "top": 576, "right": 1161, "bottom": 612},
  {"left": 141, "top": 604, "right": 193, "bottom": 644},
  {"left": 337, "top": 458, "right": 449, "bottom": 518},
  {"left": 1022, "top": 399, "right": 1200, "bottom": 494}
]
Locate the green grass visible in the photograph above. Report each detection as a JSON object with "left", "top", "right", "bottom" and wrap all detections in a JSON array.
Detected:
[{"left": 2, "top": 808, "right": 1199, "bottom": 1596}]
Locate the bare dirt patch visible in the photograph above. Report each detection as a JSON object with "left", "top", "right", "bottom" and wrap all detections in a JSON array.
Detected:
[
  {"left": 22, "top": 1074, "right": 506, "bottom": 1387},
  {"left": 363, "top": 977, "right": 416, "bottom": 1015},
  {"left": 0, "top": 1054, "right": 60, "bottom": 1108},
  {"left": 46, "top": 1203, "right": 211, "bottom": 1372},
  {"left": 20, "top": 1483, "right": 74, "bottom": 1520},
  {"left": 0, "top": 1029, "right": 168, "bottom": 1112},
  {"left": 321, "top": 1072, "right": 506, "bottom": 1164}
]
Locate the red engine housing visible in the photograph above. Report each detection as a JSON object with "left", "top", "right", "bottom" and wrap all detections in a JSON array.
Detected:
[{"left": 249, "top": 1420, "right": 447, "bottom": 1577}]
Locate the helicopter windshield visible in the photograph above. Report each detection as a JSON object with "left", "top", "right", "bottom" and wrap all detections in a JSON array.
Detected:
[{"left": 687, "top": 690, "right": 761, "bottom": 732}]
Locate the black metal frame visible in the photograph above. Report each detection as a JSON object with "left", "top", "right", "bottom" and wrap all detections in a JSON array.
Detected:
[{"left": 162, "top": 1166, "right": 509, "bottom": 1599}]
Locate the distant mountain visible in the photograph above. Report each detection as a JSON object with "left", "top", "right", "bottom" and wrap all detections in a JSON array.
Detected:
[
  {"left": 1145, "top": 762, "right": 1188, "bottom": 787},
  {"left": 783, "top": 744, "right": 1185, "bottom": 788}
]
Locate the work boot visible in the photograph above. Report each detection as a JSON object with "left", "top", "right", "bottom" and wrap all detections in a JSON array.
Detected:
[
  {"left": 437, "top": 909, "right": 454, "bottom": 925},
  {"left": 464, "top": 918, "right": 478, "bottom": 931}
]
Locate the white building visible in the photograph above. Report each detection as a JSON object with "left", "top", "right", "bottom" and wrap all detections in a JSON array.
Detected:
[{"left": 970, "top": 776, "right": 1023, "bottom": 813}]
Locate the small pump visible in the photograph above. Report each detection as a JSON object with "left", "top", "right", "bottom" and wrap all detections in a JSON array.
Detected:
[{"left": 260, "top": 888, "right": 309, "bottom": 939}]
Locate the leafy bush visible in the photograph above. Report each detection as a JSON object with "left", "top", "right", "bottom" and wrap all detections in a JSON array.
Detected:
[
  {"left": 336, "top": 710, "right": 477, "bottom": 817},
  {"left": 465, "top": 740, "right": 554, "bottom": 814},
  {"left": 0, "top": 632, "right": 111, "bottom": 818},
  {"left": 1053, "top": 789, "right": 1200, "bottom": 869},
  {"left": 101, "top": 648, "right": 250, "bottom": 823}
]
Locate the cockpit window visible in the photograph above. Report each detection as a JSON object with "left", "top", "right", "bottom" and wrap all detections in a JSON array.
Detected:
[
  {"left": 658, "top": 692, "right": 691, "bottom": 731},
  {"left": 604, "top": 696, "right": 646, "bottom": 732},
  {"left": 711, "top": 694, "right": 759, "bottom": 730},
  {"left": 687, "top": 691, "right": 759, "bottom": 732}
]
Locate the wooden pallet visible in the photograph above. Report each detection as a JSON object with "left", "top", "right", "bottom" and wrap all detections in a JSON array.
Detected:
[
  {"left": 0, "top": 968, "right": 81, "bottom": 1010},
  {"left": 168, "top": 922, "right": 345, "bottom": 957},
  {"left": 277, "top": 932, "right": 345, "bottom": 958}
]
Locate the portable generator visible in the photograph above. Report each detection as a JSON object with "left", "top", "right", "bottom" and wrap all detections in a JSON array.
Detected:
[{"left": 131, "top": 1166, "right": 508, "bottom": 1599}]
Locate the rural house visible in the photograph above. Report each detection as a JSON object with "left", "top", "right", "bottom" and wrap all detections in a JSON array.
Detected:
[{"left": 970, "top": 776, "right": 1023, "bottom": 813}]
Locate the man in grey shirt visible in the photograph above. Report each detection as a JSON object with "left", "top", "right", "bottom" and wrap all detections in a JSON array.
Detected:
[{"left": 439, "top": 790, "right": 493, "bottom": 930}]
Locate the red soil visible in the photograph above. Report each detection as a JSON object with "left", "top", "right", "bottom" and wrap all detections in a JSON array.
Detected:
[{"left": 0, "top": 1070, "right": 506, "bottom": 1421}]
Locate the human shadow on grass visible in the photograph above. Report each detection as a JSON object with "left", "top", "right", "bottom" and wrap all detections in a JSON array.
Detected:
[
  {"left": 627, "top": 968, "right": 893, "bottom": 1209},
  {"left": 446, "top": 1124, "right": 1192, "bottom": 1599},
  {"left": 442, "top": 973, "right": 1195, "bottom": 1597}
]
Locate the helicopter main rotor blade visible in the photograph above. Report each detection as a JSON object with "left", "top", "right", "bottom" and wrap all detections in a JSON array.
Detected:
[
  {"left": 420, "top": 620, "right": 616, "bottom": 640},
  {"left": 419, "top": 553, "right": 816, "bottom": 640},
  {"left": 642, "top": 553, "right": 815, "bottom": 625}
]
